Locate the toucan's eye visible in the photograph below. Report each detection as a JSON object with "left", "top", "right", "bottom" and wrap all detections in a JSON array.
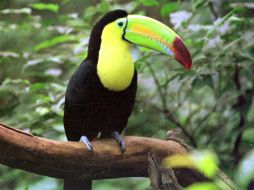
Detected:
[
  {"left": 118, "top": 22, "right": 124, "bottom": 27},
  {"left": 116, "top": 19, "right": 125, "bottom": 28}
]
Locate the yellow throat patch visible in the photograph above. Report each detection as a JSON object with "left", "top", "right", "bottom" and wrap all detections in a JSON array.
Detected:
[{"left": 97, "top": 21, "right": 135, "bottom": 91}]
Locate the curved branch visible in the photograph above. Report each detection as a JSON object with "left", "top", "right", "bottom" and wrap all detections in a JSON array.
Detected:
[{"left": 0, "top": 123, "right": 205, "bottom": 186}]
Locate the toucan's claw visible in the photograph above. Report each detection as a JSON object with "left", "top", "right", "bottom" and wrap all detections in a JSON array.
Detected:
[
  {"left": 112, "top": 131, "right": 125, "bottom": 153},
  {"left": 80, "top": 136, "right": 93, "bottom": 152}
]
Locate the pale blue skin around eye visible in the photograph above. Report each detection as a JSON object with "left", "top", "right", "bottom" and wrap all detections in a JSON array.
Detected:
[{"left": 116, "top": 18, "right": 126, "bottom": 28}]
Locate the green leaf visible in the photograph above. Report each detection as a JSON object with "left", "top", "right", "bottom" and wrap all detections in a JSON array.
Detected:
[
  {"left": 206, "top": 9, "right": 235, "bottom": 38},
  {"left": 62, "top": 0, "right": 71, "bottom": 4},
  {"left": 163, "top": 150, "right": 218, "bottom": 179},
  {"left": 2, "top": 78, "right": 30, "bottom": 86},
  {"left": 203, "top": 74, "right": 214, "bottom": 89},
  {"left": 134, "top": 56, "right": 149, "bottom": 71},
  {"left": 223, "top": 37, "right": 243, "bottom": 52},
  {"left": 139, "top": 0, "right": 159, "bottom": 6},
  {"left": 185, "top": 182, "right": 218, "bottom": 190},
  {"left": 235, "top": 150, "right": 254, "bottom": 189},
  {"left": 217, "top": 9, "right": 236, "bottom": 27},
  {"left": 191, "top": 0, "right": 209, "bottom": 12},
  {"left": 35, "top": 107, "right": 50, "bottom": 116},
  {"left": 97, "top": 1, "right": 111, "bottom": 13},
  {"left": 34, "top": 35, "right": 78, "bottom": 51},
  {"left": 31, "top": 3, "right": 59, "bottom": 13},
  {"left": 191, "top": 150, "right": 218, "bottom": 179},
  {"left": 192, "top": 77, "right": 204, "bottom": 89},
  {"left": 160, "top": 2, "right": 179, "bottom": 17},
  {"left": 0, "top": 51, "right": 20, "bottom": 58},
  {"left": 230, "top": 2, "right": 254, "bottom": 14},
  {"left": 0, "top": 8, "right": 31, "bottom": 14},
  {"left": 83, "top": 6, "right": 97, "bottom": 20},
  {"left": 181, "top": 70, "right": 197, "bottom": 78},
  {"left": 29, "top": 83, "right": 47, "bottom": 92},
  {"left": 160, "top": 73, "right": 180, "bottom": 87}
]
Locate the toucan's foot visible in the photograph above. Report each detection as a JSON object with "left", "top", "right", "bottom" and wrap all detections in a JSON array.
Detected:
[
  {"left": 111, "top": 131, "right": 125, "bottom": 153},
  {"left": 80, "top": 136, "right": 93, "bottom": 152}
]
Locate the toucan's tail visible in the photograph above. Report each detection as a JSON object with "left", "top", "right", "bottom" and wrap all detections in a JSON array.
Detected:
[{"left": 64, "top": 179, "right": 92, "bottom": 190}]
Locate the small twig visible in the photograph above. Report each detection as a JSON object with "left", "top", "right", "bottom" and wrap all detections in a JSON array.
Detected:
[
  {"left": 175, "top": 78, "right": 189, "bottom": 109},
  {"left": 146, "top": 62, "right": 167, "bottom": 111},
  {"left": 151, "top": 104, "right": 196, "bottom": 148},
  {"left": 151, "top": 104, "right": 197, "bottom": 148},
  {"left": 205, "top": 124, "right": 224, "bottom": 145},
  {"left": 167, "top": 130, "right": 191, "bottom": 151},
  {"left": 209, "top": 1, "right": 218, "bottom": 20},
  {"left": 184, "top": 107, "right": 201, "bottom": 128},
  {"left": 163, "top": 109, "right": 197, "bottom": 148},
  {"left": 192, "top": 105, "right": 217, "bottom": 135},
  {"left": 232, "top": 63, "right": 245, "bottom": 164}
]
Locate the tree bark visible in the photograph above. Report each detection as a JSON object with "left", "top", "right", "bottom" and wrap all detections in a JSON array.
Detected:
[
  {"left": 148, "top": 152, "right": 180, "bottom": 190},
  {"left": 0, "top": 123, "right": 205, "bottom": 186}
]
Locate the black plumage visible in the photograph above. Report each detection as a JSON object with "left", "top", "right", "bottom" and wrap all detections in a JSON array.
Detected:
[
  {"left": 64, "top": 9, "right": 137, "bottom": 142},
  {"left": 64, "top": 60, "right": 137, "bottom": 141}
]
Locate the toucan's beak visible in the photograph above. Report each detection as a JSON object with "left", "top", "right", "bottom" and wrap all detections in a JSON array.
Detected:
[{"left": 123, "top": 15, "right": 192, "bottom": 70}]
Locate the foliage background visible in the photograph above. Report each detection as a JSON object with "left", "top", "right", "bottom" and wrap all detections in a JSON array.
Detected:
[{"left": 0, "top": 0, "right": 254, "bottom": 189}]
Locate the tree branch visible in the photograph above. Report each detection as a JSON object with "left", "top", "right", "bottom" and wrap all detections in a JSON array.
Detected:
[
  {"left": 231, "top": 63, "right": 254, "bottom": 164},
  {"left": 148, "top": 152, "right": 180, "bottom": 190},
  {"left": 0, "top": 123, "right": 206, "bottom": 186}
]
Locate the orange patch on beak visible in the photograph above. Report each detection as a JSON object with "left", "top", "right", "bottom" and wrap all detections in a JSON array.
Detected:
[{"left": 132, "top": 25, "right": 174, "bottom": 51}]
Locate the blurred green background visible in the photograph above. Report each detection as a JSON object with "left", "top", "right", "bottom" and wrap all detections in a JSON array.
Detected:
[{"left": 0, "top": 0, "right": 254, "bottom": 189}]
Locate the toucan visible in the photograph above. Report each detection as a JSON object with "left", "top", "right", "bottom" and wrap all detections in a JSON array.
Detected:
[{"left": 63, "top": 10, "right": 192, "bottom": 190}]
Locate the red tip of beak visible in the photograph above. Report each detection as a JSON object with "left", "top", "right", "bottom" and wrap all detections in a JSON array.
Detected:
[{"left": 173, "top": 37, "right": 192, "bottom": 70}]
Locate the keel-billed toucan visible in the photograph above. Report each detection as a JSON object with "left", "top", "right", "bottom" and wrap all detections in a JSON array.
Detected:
[{"left": 64, "top": 10, "right": 191, "bottom": 189}]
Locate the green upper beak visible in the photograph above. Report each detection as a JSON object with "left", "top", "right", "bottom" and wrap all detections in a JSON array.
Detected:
[{"left": 123, "top": 15, "right": 192, "bottom": 70}]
